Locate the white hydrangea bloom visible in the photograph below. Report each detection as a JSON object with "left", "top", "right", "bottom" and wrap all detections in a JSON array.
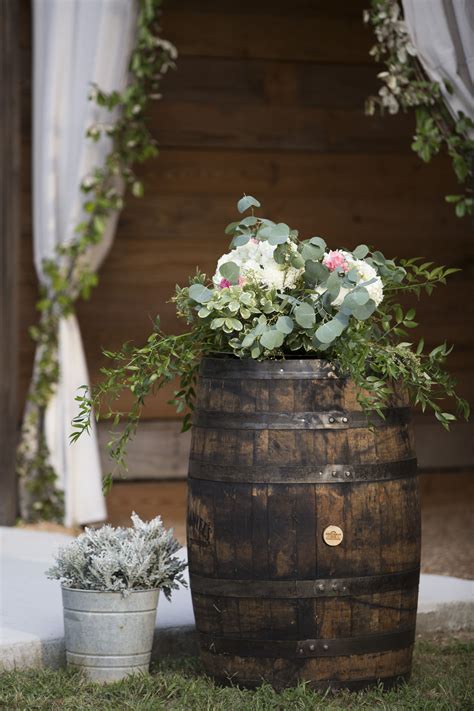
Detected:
[
  {"left": 315, "top": 251, "right": 384, "bottom": 308},
  {"left": 213, "top": 238, "right": 303, "bottom": 290},
  {"left": 342, "top": 252, "right": 384, "bottom": 306}
]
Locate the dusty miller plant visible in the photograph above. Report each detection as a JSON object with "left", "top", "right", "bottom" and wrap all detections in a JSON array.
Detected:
[{"left": 46, "top": 513, "right": 186, "bottom": 599}]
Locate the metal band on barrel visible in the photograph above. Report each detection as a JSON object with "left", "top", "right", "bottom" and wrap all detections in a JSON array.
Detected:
[
  {"left": 199, "top": 358, "right": 340, "bottom": 380},
  {"left": 192, "top": 408, "right": 411, "bottom": 430},
  {"left": 188, "top": 458, "right": 418, "bottom": 483},
  {"left": 199, "top": 628, "right": 416, "bottom": 658},
  {"left": 189, "top": 568, "right": 420, "bottom": 598}
]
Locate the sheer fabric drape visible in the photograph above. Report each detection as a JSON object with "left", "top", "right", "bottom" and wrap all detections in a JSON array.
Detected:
[
  {"left": 402, "top": 0, "right": 474, "bottom": 131},
  {"left": 31, "top": 0, "right": 137, "bottom": 525}
]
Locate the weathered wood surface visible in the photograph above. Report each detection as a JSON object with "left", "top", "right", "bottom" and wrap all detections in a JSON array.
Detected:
[
  {"left": 99, "top": 416, "right": 472, "bottom": 480},
  {"left": 163, "top": 2, "right": 373, "bottom": 63},
  {"left": 18, "top": 0, "right": 473, "bottom": 422},
  {"left": 0, "top": 0, "right": 20, "bottom": 524},
  {"left": 161, "top": 57, "right": 381, "bottom": 108},
  {"left": 148, "top": 102, "right": 413, "bottom": 153},
  {"left": 98, "top": 420, "right": 191, "bottom": 479},
  {"left": 187, "top": 358, "right": 421, "bottom": 690}
]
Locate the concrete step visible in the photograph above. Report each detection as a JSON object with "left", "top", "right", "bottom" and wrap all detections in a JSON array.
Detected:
[{"left": 1, "top": 527, "right": 472, "bottom": 672}]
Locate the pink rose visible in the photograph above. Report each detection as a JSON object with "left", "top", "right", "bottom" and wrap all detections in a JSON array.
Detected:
[
  {"left": 219, "top": 278, "right": 231, "bottom": 289},
  {"left": 238, "top": 275, "right": 247, "bottom": 286},
  {"left": 323, "top": 250, "right": 349, "bottom": 272}
]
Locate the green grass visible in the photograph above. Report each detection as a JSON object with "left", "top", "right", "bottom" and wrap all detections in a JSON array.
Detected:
[{"left": 0, "top": 639, "right": 472, "bottom": 711}]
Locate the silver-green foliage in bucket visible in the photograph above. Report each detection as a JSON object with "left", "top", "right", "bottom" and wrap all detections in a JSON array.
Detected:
[{"left": 47, "top": 513, "right": 187, "bottom": 683}]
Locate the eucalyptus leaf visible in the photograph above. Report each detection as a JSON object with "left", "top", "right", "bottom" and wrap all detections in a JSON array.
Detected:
[
  {"left": 224, "top": 221, "right": 240, "bottom": 235},
  {"left": 309, "top": 236, "right": 327, "bottom": 251},
  {"left": 294, "top": 302, "right": 316, "bottom": 328},
  {"left": 267, "top": 223, "right": 290, "bottom": 245},
  {"left": 347, "top": 268, "right": 359, "bottom": 284},
  {"left": 342, "top": 287, "right": 370, "bottom": 310},
  {"left": 276, "top": 316, "right": 294, "bottom": 334},
  {"left": 188, "top": 283, "right": 212, "bottom": 303},
  {"left": 219, "top": 261, "right": 240, "bottom": 283},
  {"left": 259, "top": 222, "right": 290, "bottom": 245},
  {"left": 290, "top": 252, "right": 305, "bottom": 269},
  {"left": 260, "top": 329, "right": 285, "bottom": 349},
  {"left": 304, "top": 260, "right": 329, "bottom": 286},
  {"left": 315, "top": 316, "right": 346, "bottom": 344},
  {"left": 352, "top": 299, "right": 376, "bottom": 320},
  {"left": 326, "top": 272, "right": 342, "bottom": 297},
  {"left": 232, "top": 233, "right": 251, "bottom": 247},
  {"left": 239, "top": 216, "right": 258, "bottom": 226},
  {"left": 352, "top": 244, "right": 369, "bottom": 259},
  {"left": 237, "top": 195, "right": 261, "bottom": 214},
  {"left": 242, "top": 333, "right": 256, "bottom": 348},
  {"left": 371, "top": 250, "right": 386, "bottom": 266},
  {"left": 254, "top": 322, "right": 267, "bottom": 336},
  {"left": 301, "top": 242, "right": 324, "bottom": 261},
  {"left": 273, "top": 244, "right": 287, "bottom": 264}
]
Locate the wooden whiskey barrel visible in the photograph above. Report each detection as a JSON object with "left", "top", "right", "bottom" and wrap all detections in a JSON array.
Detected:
[{"left": 187, "top": 357, "right": 420, "bottom": 691}]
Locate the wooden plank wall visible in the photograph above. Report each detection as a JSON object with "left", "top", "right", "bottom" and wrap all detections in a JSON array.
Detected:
[{"left": 20, "top": 1, "right": 472, "bottom": 432}]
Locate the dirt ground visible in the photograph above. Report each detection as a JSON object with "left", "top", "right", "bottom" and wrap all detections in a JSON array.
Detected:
[
  {"left": 19, "top": 471, "right": 473, "bottom": 580},
  {"left": 418, "top": 472, "right": 473, "bottom": 580}
]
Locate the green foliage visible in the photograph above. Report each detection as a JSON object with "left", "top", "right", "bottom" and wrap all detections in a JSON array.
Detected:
[
  {"left": 16, "top": 0, "right": 177, "bottom": 522},
  {"left": 237, "top": 194, "right": 261, "bottom": 213},
  {"left": 71, "top": 323, "right": 205, "bottom": 488},
  {"left": 73, "top": 197, "right": 469, "bottom": 483},
  {"left": 0, "top": 639, "right": 472, "bottom": 710},
  {"left": 364, "top": 0, "right": 474, "bottom": 217}
]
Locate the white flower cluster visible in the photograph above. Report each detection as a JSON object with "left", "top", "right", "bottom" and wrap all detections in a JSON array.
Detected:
[
  {"left": 339, "top": 252, "right": 384, "bottom": 306},
  {"left": 213, "top": 238, "right": 303, "bottom": 290},
  {"left": 314, "top": 250, "right": 384, "bottom": 308},
  {"left": 46, "top": 513, "right": 186, "bottom": 599}
]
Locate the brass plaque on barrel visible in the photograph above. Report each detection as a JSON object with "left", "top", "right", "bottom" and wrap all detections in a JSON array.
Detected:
[{"left": 323, "top": 525, "right": 343, "bottom": 546}]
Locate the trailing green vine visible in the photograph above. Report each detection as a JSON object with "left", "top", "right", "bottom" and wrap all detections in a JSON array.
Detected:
[
  {"left": 17, "top": 0, "right": 177, "bottom": 522},
  {"left": 364, "top": 0, "right": 474, "bottom": 217},
  {"left": 71, "top": 197, "right": 469, "bottom": 489}
]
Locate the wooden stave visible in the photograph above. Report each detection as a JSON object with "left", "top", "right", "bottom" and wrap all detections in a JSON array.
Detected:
[{"left": 187, "top": 358, "right": 421, "bottom": 689}]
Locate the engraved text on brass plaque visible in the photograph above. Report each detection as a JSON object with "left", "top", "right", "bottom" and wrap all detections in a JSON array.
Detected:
[{"left": 323, "top": 525, "right": 343, "bottom": 546}]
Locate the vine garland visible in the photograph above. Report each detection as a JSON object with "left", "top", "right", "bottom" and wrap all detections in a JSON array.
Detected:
[
  {"left": 364, "top": 0, "right": 474, "bottom": 218},
  {"left": 16, "top": 0, "right": 177, "bottom": 522}
]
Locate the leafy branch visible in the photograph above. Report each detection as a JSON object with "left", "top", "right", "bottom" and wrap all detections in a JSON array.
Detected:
[
  {"left": 71, "top": 321, "right": 212, "bottom": 493},
  {"left": 17, "top": 0, "right": 177, "bottom": 522},
  {"left": 364, "top": 0, "right": 474, "bottom": 217}
]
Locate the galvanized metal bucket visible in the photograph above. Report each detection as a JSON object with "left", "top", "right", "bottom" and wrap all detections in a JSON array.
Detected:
[{"left": 62, "top": 587, "right": 160, "bottom": 683}]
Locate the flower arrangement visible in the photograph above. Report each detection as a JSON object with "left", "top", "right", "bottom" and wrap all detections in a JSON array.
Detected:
[
  {"left": 73, "top": 195, "right": 469, "bottom": 489},
  {"left": 46, "top": 513, "right": 186, "bottom": 598}
]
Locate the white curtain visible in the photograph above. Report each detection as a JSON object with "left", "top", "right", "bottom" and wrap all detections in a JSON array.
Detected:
[
  {"left": 402, "top": 0, "right": 474, "bottom": 130},
  {"left": 33, "top": 0, "right": 137, "bottom": 526}
]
